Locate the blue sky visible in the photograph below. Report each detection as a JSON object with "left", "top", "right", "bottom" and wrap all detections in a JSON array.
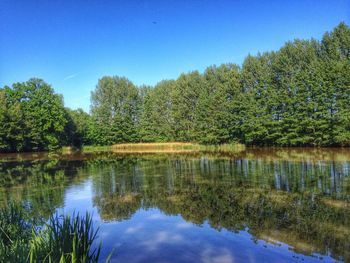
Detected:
[{"left": 0, "top": 0, "right": 349, "bottom": 112}]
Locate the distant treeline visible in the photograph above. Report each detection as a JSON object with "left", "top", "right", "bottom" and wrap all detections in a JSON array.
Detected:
[{"left": 0, "top": 23, "right": 349, "bottom": 152}]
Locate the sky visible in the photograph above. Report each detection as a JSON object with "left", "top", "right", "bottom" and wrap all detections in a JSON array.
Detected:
[{"left": 0, "top": 0, "right": 349, "bottom": 112}]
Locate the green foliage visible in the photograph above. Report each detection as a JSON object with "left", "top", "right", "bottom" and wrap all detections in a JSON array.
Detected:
[
  {"left": 195, "top": 64, "right": 241, "bottom": 144},
  {"left": 136, "top": 23, "right": 350, "bottom": 146},
  {"left": 171, "top": 71, "right": 204, "bottom": 141},
  {"left": 65, "top": 108, "right": 92, "bottom": 147},
  {"left": 0, "top": 203, "right": 33, "bottom": 262},
  {"left": 0, "top": 79, "right": 68, "bottom": 152},
  {"left": 139, "top": 81, "right": 175, "bottom": 142},
  {"left": 90, "top": 76, "right": 140, "bottom": 145}
]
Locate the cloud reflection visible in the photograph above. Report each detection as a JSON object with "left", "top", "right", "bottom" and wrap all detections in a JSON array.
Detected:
[
  {"left": 125, "top": 224, "right": 144, "bottom": 234},
  {"left": 141, "top": 230, "right": 183, "bottom": 251},
  {"left": 147, "top": 213, "right": 167, "bottom": 220},
  {"left": 201, "top": 247, "right": 234, "bottom": 263},
  {"left": 176, "top": 222, "right": 193, "bottom": 229}
]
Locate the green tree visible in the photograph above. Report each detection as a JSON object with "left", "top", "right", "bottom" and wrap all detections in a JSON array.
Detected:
[
  {"left": 240, "top": 52, "right": 277, "bottom": 145},
  {"left": 139, "top": 80, "right": 175, "bottom": 142},
  {"left": 65, "top": 108, "right": 91, "bottom": 147},
  {"left": 195, "top": 64, "right": 241, "bottom": 144},
  {"left": 172, "top": 71, "right": 204, "bottom": 141},
  {"left": 320, "top": 22, "right": 350, "bottom": 146},
  {"left": 0, "top": 79, "right": 67, "bottom": 152},
  {"left": 90, "top": 76, "right": 140, "bottom": 145},
  {"left": 0, "top": 89, "right": 6, "bottom": 150},
  {"left": 271, "top": 40, "right": 323, "bottom": 145}
]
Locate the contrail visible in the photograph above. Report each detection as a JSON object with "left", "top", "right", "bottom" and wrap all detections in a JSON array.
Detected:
[{"left": 63, "top": 73, "right": 78, "bottom": 81}]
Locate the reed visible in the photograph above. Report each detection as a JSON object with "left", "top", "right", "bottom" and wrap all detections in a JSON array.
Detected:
[
  {"left": 29, "top": 212, "right": 104, "bottom": 263},
  {"left": 112, "top": 142, "right": 245, "bottom": 153},
  {"left": 0, "top": 203, "right": 32, "bottom": 262},
  {"left": 0, "top": 204, "right": 111, "bottom": 263},
  {"left": 82, "top": 146, "right": 112, "bottom": 153}
]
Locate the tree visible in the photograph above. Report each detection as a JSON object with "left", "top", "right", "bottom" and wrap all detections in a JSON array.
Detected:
[
  {"left": 90, "top": 76, "right": 140, "bottom": 145},
  {"left": 65, "top": 108, "right": 91, "bottom": 147},
  {"left": 271, "top": 39, "right": 323, "bottom": 146},
  {"left": 320, "top": 22, "right": 350, "bottom": 146},
  {"left": 195, "top": 64, "right": 241, "bottom": 144},
  {"left": 172, "top": 71, "right": 204, "bottom": 141},
  {"left": 0, "top": 89, "right": 6, "bottom": 150},
  {"left": 0, "top": 79, "right": 67, "bottom": 152},
  {"left": 240, "top": 52, "right": 276, "bottom": 145},
  {"left": 139, "top": 80, "right": 175, "bottom": 142}
]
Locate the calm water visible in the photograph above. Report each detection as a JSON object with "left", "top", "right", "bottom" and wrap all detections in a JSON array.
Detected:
[{"left": 0, "top": 148, "right": 349, "bottom": 262}]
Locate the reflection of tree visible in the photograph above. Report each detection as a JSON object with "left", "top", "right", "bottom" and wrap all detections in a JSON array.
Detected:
[
  {"left": 90, "top": 158, "right": 143, "bottom": 220},
  {"left": 91, "top": 157, "right": 350, "bottom": 262},
  {"left": 95, "top": 193, "right": 142, "bottom": 221},
  {"left": 1, "top": 152, "right": 349, "bottom": 261},
  {"left": 243, "top": 147, "right": 350, "bottom": 162},
  {"left": 0, "top": 159, "right": 86, "bottom": 220}
]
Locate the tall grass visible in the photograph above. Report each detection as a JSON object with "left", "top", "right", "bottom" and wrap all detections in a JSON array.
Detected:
[
  {"left": 112, "top": 142, "right": 245, "bottom": 153},
  {"left": 196, "top": 143, "right": 246, "bottom": 153},
  {"left": 29, "top": 213, "right": 104, "bottom": 263},
  {"left": 0, "top": 204, "right": 111, "bottom": 263},
  {"left": 82, "top": 146, "right": 112, "bottom": 153},
  {"left": 0, "top": 203, "right": 32, "bottom": 262}
]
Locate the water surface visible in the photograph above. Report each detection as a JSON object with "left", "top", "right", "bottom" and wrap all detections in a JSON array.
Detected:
[{"left": 0, "top": 148, "right": 349, "bottom": 262}]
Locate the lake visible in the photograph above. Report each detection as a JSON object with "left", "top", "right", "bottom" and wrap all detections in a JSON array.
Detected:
[{"left": 0, "top": 148, "right": 349, "bottom": 262}]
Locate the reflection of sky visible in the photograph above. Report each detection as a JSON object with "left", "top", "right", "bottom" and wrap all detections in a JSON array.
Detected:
[{"left": 53, "top": 178, "right": 336, "bottom": 263}]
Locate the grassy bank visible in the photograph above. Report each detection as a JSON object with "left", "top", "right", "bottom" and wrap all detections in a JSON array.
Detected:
[
  {"left": 0, "top": 203, "right": 111, "bottom": 263},
  {"left": 82, "top": 145, "right": 112, "bottom": 153},
  {"left": 61, "top": 146, "right": 112, "bottom": 154},
  {"left": 60, "top": 143, "right": 245, "bottom": 154},
  {"left": 112, "top": 142, "right": 245, "bottom": 153}
]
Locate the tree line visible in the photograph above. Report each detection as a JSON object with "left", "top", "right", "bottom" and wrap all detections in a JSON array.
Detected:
[{"left": 0, "top": 23, "right": 349, "bottom": 152}]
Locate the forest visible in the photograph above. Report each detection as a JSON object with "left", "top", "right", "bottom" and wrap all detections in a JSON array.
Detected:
[{"left": 0, "top": 22, "right": 349, "bottom": 152}]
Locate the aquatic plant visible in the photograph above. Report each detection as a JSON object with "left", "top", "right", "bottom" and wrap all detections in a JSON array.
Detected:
[
  {"left": 0, "top": 204, "right": 111, "bottom": 263},
  {"left": 0, "top": 203, "right": 33, "bottom": 262}
]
